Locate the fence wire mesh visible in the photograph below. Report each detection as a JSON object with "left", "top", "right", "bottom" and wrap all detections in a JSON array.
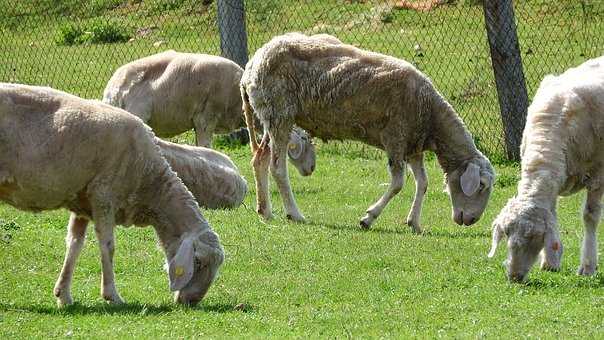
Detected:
[{"left": 1, "top": 0, "right": 603, "bottom": 160}]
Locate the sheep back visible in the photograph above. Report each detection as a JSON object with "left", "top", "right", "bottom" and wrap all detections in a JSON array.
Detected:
[
  {"left": 522, "top": 56, "right": 604, "bottom": 195},
  {"left": 241, "top": 33, "right": 437, "bottom": 154},
  {"left": 0, "top": 83, "right": 172, "bottom": 223},
  {"left": 104, "top": 51, "right": 244, "bottom": 137}
]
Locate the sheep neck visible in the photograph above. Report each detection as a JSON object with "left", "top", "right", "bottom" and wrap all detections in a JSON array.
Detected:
[
  {"left": 150, "top": 165, "right": 209, "bottom": 257},
  {"left": 516, "top": 111, "right": 567, "bottom": 210},
  {"left": 429, "top": 96, "right": 480, "bottom": 173}
]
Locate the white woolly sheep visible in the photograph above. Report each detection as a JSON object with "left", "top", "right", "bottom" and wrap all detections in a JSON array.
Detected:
[
  {"left": 488, "top": 56, "right": 604, "bottom": 281},
  {"left": 0, "top": 83, "right": 224, "bottom": 306},
  {"left": 241, "top": 33, "right": 495, "bottom": 232},
  {"left": 157, "top": 138, "right": 248, "bottom": 209},
  {"left": 103, "top": 50, "right": 316, "bottom": 176}
]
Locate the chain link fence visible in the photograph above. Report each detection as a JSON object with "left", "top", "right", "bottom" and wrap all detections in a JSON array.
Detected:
[{"left": 1, "top": 0, "right": 603, "bottom": 160}]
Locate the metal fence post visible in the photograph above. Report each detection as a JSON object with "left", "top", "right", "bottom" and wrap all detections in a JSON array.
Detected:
[
  {"left": 483, "top": 0, "right": 529, "bottom": 161},
  {"left": 217, "top": 0, "right": 249, "bottom": 68}
]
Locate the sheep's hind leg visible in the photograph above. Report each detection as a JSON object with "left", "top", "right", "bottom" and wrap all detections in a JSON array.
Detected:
[
  {"left": 405, "top": 154, "right": 427, "bottom": 234},
  {"left": 578, "top": 187, "right": 603, "bottom": 275},
  {"left": 269, "top": 128, "right": 305, "bottom": 222},
  {"left": 54, "top": 213, "right": 89, "bottom": 307},
  {"left": 360, "top": 158, "right": 405, "bottom": 229},
  {"left": 91, "top": 201, "right": 124, "bottom": 304},
  {"left": 253, "top": 133, "right": 273, "bottom": 219}
]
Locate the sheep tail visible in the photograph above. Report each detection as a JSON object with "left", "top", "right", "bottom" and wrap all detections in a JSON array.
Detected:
[{"left": 241, "top": 85, "right": 259, "bottom": 153}]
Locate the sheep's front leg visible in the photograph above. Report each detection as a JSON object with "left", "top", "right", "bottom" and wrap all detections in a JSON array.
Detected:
[
  {"left": 405, "top": 154, "right": 427, "bottom": 234},
  {"left": 253, "top": 133, "right": 272, "bottom": 219},
  {"left": 54, "top": 213, "right": 89, "bottom": 307},
  {"left": 360, "top": 159, "right": 405, "bottom": 229},
  {"left": 578, "top": 187, "right": 603, "bottom": 275},
  {"left": 92, "top": 206, "right": 124, "bottom": 304},
  {"left": 193, "top": 116, "right": 217, "bottom": 148},
  {"left": 269, "top": 129, "right": 305, "bottom": 222}
]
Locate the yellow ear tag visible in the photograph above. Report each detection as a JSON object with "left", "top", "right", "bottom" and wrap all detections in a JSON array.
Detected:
[
  {"left": 175, "top": 266, "right": 185, "bottom": 277},
  {"left": 288, "top": 143, "right": 296, "bottom": 150}
]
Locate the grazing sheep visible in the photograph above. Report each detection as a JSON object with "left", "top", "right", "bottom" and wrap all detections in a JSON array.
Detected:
[
  {"left": 0, "top": 83, "right": 224, "bottom": 306},
  {"left": 241, "top": 33, "right": 495, "bottom": 232},
  {"left": 488, "top": 56, "right": 604, "bottom": 281},
  {"left": 157, "top": 139, "right": 247, "bottom": 210},
  {"left": 103, "top": 50, "right": 316, "bottom": 176}
]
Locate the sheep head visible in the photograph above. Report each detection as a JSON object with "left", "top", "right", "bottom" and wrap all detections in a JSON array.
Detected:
[
  {"left": 446, "top": 157, "right": 495, "bottom": 226},
  {"left": 488, "top": 198, "right": 563, "bottom": 282},
  {"left": 287, "top": 127, "right": 316, "bottom": 176},
  {"left": 168, "top": 229, "right": 224, "bottom": 305}
]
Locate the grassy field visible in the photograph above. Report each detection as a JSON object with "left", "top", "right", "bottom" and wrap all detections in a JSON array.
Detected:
[
  {"left": 1, "top": 0, "right": 604, "bottom": 338},
  {"left": 1, "top": 143, "right": 604, "bottom": 338}
]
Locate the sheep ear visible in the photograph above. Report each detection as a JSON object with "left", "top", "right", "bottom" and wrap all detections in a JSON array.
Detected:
[
  {"left": 168, "top": 237, "right": 195, "bottom": 291},
  {"left": 287, "top": 132, "right": 303, "bottom": 159},
  {"left": 488, "top": 222, "right": 504, "bottom": 258},
  {"left": 543, "top": 215, "right": 563, "bottom": 270},
  {"left": 460, "top": 163, "right": 480, "bottom": 196}
]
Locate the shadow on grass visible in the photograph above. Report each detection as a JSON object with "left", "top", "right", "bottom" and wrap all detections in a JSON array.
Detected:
[
  {"left": 0, "top": 301, "right": 255, "bottom": 315},
  {"left": 312, "top": 221, "right": 409, "bottom": 235},
  {"left": 422, "top": 228, "right": 490, "bottom": 239},
  {"left": 523, "top": 271, "right": 604, "bottom": 289},
  {"left": 313, "top": 220, "right": 489, "bottom": 239}
]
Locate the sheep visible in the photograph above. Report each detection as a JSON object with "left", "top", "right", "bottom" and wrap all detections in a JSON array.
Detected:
[
  {"left": 157, "top": 138, "right": 247, "bottom": 210},
  {"left": 103, "top": 50, "right": 316, "bottom": 176},
  {"left": 241, "top": 32, "right": 495, "bottom": 232},
  {"left": 0, "top": 83, "right": 224, "bottom": 306},
  {"left": 488, "top": 56, "right": 604, "bottom": 282}
]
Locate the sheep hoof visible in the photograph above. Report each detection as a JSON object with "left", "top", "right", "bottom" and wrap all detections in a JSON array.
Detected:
[
  {"left": 103, "top": 293, "right": 125, "bottom": 305},
  {"left": 55, "top": 294, "right": 74, "bottom": 308},
  {"left": 56, "top": 298, "right": 74, "bottom": 308},
  {"left": 540, "top": 261, "right": 560, "bottom": 272},
  {"left": 54, "top": 287, "right": 74, "bottom": 307},
  {"left": 257, "top": 207, "right": 273, "bottom": 220},
  {"left": 406, "top": 218, "right": 422, "bottom": 234},
  {"left": 577, "top": 264, "right": 597, "bottom": 276},
  {"left": 359, "top": 214, "right": 374, "bottom": 229},
  {"left": 286, "top": 213, "right": 305, "bottom": 223}
]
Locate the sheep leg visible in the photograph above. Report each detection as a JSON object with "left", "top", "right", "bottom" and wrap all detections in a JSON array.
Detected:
[
  {"left": 578, "top": 187, "right": 603, "bottom": 275},
  {"left": 360, "top": 159, "right": 405, "bottom": 229},
  {"left": 92, "top": 205, "right": 124, "bottom": 304},
  {"left": 253, "top": 133, "right": 272, "bottom": 219},
  {"left": 405, "top": 154, "right": 427, "bottom": 234},
  {"left": 53, "top": 213, "right": 89, "bottom": 307},
  {"left": 269, "top": 128, "right": 305, "bottom": 222},
  {"left": 193, "top": 116, "right": 216, "bottom": 148}
]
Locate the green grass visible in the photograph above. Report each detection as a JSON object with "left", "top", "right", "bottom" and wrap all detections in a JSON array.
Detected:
[{"left": 1, "top": 142, "right": 604, "bottom": 338}]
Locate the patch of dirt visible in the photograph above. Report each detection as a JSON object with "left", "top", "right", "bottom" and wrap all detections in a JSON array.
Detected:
[
  {"left": 393, "top": 0, "right": 447, "bottom": 12},
  {"left": 135, "top": 25, "right": 157, "bottom": 38}
]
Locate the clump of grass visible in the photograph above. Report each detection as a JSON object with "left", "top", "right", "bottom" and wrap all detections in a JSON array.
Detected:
[
  {"left": 147, "top": 0, "right": 186, "bottom": 15},
  {"left": 55, "top": 23, "right": 84, "bottom": 46},
  {"left": 495, "top": 173, "right": 519, "bottom": 188},
  {"left": 0, "top": 220, "right": 20, "bottom": 244},
  {"left": 247, "top": 0, "right": 283, "bottom": 24},
  {"left": 212, "top": 129, "right": 250, "bottom": 150},
  {"left": 455, "top": 0, "right": 483, "bottom": 6},
  {"left": 55, "top": 20, "right": 130, "bottom": 46},
  {"left": 372, "top": 4, "right": 395, "bottom": 23}
]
